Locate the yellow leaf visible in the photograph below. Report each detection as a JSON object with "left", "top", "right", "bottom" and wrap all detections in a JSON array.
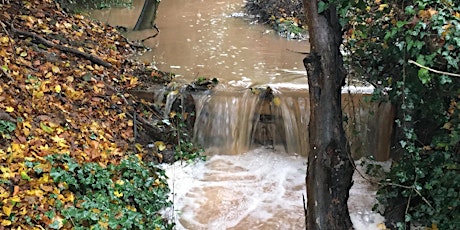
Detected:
[
  {"left": 378, "top": 4, "right": 388, "bottom": 11},
  {"left": 455, "top": 12, "right": 460, "bottom": 19},
  {"left": 129, "top": 77, "right": 138, "bottom": 86},
  {"left": 23, "top": 121, "right": 32, "bottom": 129},
  {"left": 135, "top": 143, "right": 143, "bottom": 152},
  {"left": 106, "top": 57, "right": 117, "bottom": 64},
  {"left": 114, "top": 190, "right": 123, "bottom": 198},
  {"left": 92, "top": 208, "right": 101, "bottom": 214},
  {"left": 155, "top": 141, "right": 166, "bottom": 151},
  {"left": 99, "top": 221, "right": 109, "bottom": 229},
  {"left": 41, "top": 29, "right": 53, "bottom": 34},
  {"left": 20, "top": 206, "right": 27, "bottom": 215},
  {"left": 1, "top": 219, "right": 11, "bottom": 226},
  {"left": 52, "top": 65, "right": 60, "bottom": 73},
  {"left": 64, "top": 192, "right": 74, "bottom": 203},
  {"left": 33, "top": 90, "right": 44, "bottom": 98},
  {"left": 126, "top": 205, "right": 136, "bottom": 211},
  {"left": 5, "top": 106, "right": 14, "bottom": 112},
  {"left": 26, "top": 189, "right": 44, "bottom": 196},
  {"left": 377, "top": 223, "right": 386, "bottom": 229},
  {"left": 10, "top": 196, "right": 20, "bottom": 203},
  {"left": 63, "top": 22, "right": 72, "bottom": 28},
  {"left": 55, "top": 84, "right": 62, "bottom": 93},
  {"left": 2, "top": 204, "right": 12, "bottom": 216},
  {"left": 116, "top": 180, "right": 125, "bottom": 186},
  {"left": 0, "top": 36, "right": 9, "bottom": 44}
]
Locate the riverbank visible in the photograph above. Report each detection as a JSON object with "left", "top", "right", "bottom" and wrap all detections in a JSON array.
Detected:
[
  {"left": 244, "top": 0, "right": 307, "bottom": 40},
  {"left": 0, "top": 1, "right": 202, "bottom": 229}
]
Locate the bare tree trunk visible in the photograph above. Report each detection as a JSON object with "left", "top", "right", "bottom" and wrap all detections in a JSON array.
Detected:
[
  {"left": 303, "top": 1, "right": 354, "bottom": 229},
  {"left": 133, "top": 0, "right": 159, "bottom": 31}
]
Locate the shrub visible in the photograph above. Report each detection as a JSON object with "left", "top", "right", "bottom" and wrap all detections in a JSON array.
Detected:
[{"left": 48, "top": 154, "right": 173, "bottom": 229}]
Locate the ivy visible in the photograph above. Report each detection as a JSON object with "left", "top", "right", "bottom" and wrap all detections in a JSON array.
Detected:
[
  {"left": 47, "top": 154, "right": 174, "bottom": 229},
  {"left": 339, "top": 0, "right": 460, "bottom": 228}
]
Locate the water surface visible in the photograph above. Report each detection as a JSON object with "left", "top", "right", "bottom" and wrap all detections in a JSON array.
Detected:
[{"left": 89, "top": 0, "right": 310, "bottom": 87}]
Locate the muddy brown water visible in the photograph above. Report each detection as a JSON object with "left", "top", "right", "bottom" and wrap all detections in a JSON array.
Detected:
[
  {"left": 89, "top": 0, "right": 309, "bottom": 86},
  {"left": 89, "top": 1, "right": 390, "bottom": 229}
]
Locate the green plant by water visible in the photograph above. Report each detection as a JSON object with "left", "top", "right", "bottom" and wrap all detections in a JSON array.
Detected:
[
  {"left": 339, "top": 0, "right": 460, "bottom": 228},
  {"left": 47, "top": 154, "right": 174, "bottom": 229}
]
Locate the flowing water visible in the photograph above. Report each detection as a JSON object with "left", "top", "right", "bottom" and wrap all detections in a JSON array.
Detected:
[{"left": 89, "top": 0, "right": 392, "bottom": 229}]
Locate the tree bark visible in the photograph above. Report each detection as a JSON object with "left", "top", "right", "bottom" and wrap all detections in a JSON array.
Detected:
[
  {"left": 133, "top": 0, "right": 160, "bottom": 31},
  {"left": 303, "top": 1, "right": 354, "bottom": 229}
]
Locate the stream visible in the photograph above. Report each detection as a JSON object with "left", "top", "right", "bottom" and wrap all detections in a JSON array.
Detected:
[{"left": 89, "top": 0, "right": 389, "bottom": 229}]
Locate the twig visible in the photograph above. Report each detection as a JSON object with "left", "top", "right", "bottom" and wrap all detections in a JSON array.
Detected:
[
  {"left": 408, "top": 59, "right": 460, "bottom": 77},
  {"left": 140, "top": 25, "right": 160, "bottom": 43},
  {"left": 133, "top": 112, "right": 138, "bottom": 141},
  {"left": 10, "top": 23, "right": 112, "bottom": 68},
  {"left": 0, "top": 20, "right": 9, "bottom": 36},
  {"left": 386, "top": 182, "right": 434, "bottom": 210}
]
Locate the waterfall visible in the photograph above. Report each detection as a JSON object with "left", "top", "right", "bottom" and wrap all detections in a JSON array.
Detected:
[{"left": 191, "top": 86, "right": 393, "bottom": 159}]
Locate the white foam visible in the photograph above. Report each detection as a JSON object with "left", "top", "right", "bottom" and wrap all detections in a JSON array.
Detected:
[{"left": 163, "top": 148, "right": 387, "bottom": 229}]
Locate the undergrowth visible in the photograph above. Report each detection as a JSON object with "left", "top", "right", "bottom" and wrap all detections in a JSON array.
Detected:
[{"left": 47, "top": 154, "right": 174, "bottom": 230}]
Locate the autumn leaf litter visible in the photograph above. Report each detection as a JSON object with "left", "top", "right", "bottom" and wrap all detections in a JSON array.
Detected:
[{"left": 0, "top": 0, "right": 174, "bottom": 228}]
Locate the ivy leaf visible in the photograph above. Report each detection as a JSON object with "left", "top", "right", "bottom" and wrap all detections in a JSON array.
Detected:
[
  {"left": 418, "top": 68, "right": 431, "bottom": 84},
  {"left": 318, "top": 1, "right": 328, "bottom": 14}
]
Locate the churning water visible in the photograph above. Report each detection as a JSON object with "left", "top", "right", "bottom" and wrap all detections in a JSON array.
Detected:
[
  {"left": 163, "top": 150, "right": 387, "bottom": 229},
  {"left": 90, "top": 0, "right": 391, "bottom": 229}
]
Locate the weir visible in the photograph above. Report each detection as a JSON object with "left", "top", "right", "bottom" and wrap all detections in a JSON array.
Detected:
[
  {"left": 89, "top": 0, "right": 394, "bottom": 228},
  {"left": 190, "top": 86, "right": 393, "bottom": 160}
]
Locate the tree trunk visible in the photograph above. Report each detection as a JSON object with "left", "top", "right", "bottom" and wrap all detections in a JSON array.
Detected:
[
  {"left": 303, "top": 1, "right": 354, "bottom": 229},
  {"left": 133, "top": 0, "right": 159, "bottom": 31}
]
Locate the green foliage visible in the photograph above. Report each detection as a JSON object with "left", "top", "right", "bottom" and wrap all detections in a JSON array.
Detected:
[
  {"left": 339, "top": 0, "right": 460, "bottom": 228},
  {"left": 272, "top": 18, "right": 307, "bottom": 39},
  {"left": 169, "top": 112, "right": 206, "bottom": 162},
  {"left": 175, "top": 139, "right": 206, "bottom": 162},
  {"left": 0, "top": 120, "right": 16, "bottom": 138},
  {"left": 47, "top": 154, "right": 173, "bottom": 230}
]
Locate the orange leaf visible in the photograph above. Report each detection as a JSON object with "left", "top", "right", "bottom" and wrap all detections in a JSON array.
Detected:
[{"left": 13, "top": 186, "right": 19, "bottom": 196}]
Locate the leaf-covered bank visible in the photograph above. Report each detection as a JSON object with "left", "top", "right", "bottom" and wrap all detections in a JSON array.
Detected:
[
  {"left": 0, "top": 0, "right": 204, "bottom": 229},
  {"left": 244, "top": 0, "right": 307, "bottom": 40}
]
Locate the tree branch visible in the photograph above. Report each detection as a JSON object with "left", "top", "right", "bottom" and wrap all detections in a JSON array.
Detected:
[
  {"left": 408, "top": 60, "right": 460, "bottom": 77},
  {"left": 10, "top": 23, "right": 112, "bottom": 68}
]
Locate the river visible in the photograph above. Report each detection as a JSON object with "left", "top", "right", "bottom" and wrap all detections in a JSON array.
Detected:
[{"left": 89, "top": 0, "right": 388, "bottom": 229}]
